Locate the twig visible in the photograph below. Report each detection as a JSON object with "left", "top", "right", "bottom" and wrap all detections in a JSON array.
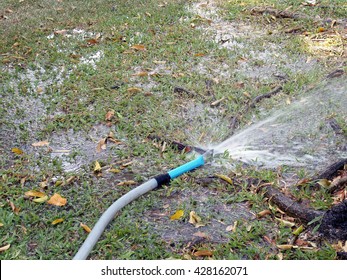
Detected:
[
  {"left": 327, "top": 176, "right": 347, "bottom": 194},
  {"left": 250, "top": 86, "right": 283, "bottom": 108},
  {"left": 229, "top": 85, "right": 283, "bottom": 133}
]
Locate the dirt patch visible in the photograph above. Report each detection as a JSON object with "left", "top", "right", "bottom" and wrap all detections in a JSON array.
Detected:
[{"left": 143, "top": 187, "right": 254, "bottom": 246}]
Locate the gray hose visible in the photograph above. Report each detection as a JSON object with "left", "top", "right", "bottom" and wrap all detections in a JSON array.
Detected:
[{"left": 73, "top": 178, "right": 159, "bottom": 260}]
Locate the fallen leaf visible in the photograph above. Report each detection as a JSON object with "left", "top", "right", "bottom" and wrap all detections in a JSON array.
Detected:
[
  {"left": 96, "top": 138, "right": 107, "bottom": 152},
  {"left": 226, "top": 221, "right": 238, "bottom": 232},
  {"left": 54, "top": 29, "right": 67, "bottom": 35},
  {"left": 170, "top": 209, "right": 184, "bottom": 220},
  {"left": 9, "top": 201, "right": 20, "bottom": 214},
  {"left": 193, "top": 231, "right": 209, "bottom": 238},
  {"left": 11, "top": 147, "right": 24, "bottom": 155},
  {"left": 130, "top": 44, "right": 146, "bottom": 51},
  {"left": 226, "top": 225, "right": 234, "bottom": 232},
  {"left": 116, "top": 180, "right": 137, "bottom": 186},
  {"left": 277, "top": 244, "right": 294, "bottom": 250},
  {"left": 193, "top": 250, "right": 213, "bottom": 257},
  {"left": 275, "top": 217, "right": 295, "bottom": 227},
  {"left": 87, "top": 38, "right": 99, "bottom": 45},
  {"left": 94, "top": 161, "right": 102, "bottom": 172},
  {"left": 47, "top": 193, "right": 67, "bottom": 206},
  {"left": 342, "top": 241, "right": 347, "bottom": 252},
  {"left": 263, "top": 235, "right": 274, "bottom": 245},
  {"left": 0, "top": 244, "right": 11, "bottom": 252},
  {"left": 32, "top": 140, "right": 49, "bottom": 147},
  {"left": 133, "top": 71, "right": 148, "bottom": 77},
  {"left": 293, "top": 225, "right": 304, "bottom": 236},
  {"left": 189, "top": 211, "right": 205, "bottom": 228},
  {"left": 317, "top": 179, "right": 331, "bottom": 188},
  {"left": 153, "top": 60, "right": 166, "bottom": 64},
  {"left": 33, "top": 195, "right": 49, "bottom": 203},
  {"left": 51, "top": 218, "right": 64, "bottom": 225},
  {"left": 194, "top": 53, "right": 205, "bottom": 57},
  {"left": 54, "top": 180, "right": 64, "bottom": 187},
  {"left": 80, "top": 222, "right": 92, "bottom": 233},
  {"left": 127, "top": 87, "right": 142, "bottom": 93},
  {"left": 105, "top": 110, "right": 115, "bottom": 121},
  {"left": 257, "top": 209, "right": 272, "bottom": 218},
  {"left": 295, "top": 239, "right": 309, "bottom": 246},
  {"left": 243, "top": 91, "right": 251, "bottom": 98},
  {"left": 65, "top": 176, "right": 76, "bottom": 185},
  {"left": 36, "top": 87, "right": 44, "bottom": 94},
  {"left": 25, "top": 190, "right": 46, "bottom": 198},
  {"left": 121, "top": 161, "right": 133, "bottom": 168},
  {"left": 108, "top": 168, "right": 121, "bottom": 173},
  {"left": 189, "top": 211, "right": 201, "bottom": 224},
  {"left": 215, "top": 173, "right": 233, "bottom": 184}
]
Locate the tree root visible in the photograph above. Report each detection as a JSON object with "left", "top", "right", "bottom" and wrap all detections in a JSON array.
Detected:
[{"left": 261, "top": 185, "right": 324, "bottom": 224}]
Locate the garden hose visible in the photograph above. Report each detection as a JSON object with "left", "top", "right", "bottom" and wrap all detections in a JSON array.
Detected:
[{"left": 73, "top": 150, "right": 213, "bottom": 260}]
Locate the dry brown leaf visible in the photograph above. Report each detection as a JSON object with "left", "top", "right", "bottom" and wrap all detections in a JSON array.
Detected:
[
  {"left": 51, "top": 218, "right": 64, "bottom": 225},
  {"left": 193, "top": 231, "right": 209, "bottom": 239},
  {"left": 11, "top": 147, "right": 24, "bottom": 155},
  {"left": 87, "top": 38, "right": 99, "bottom": 45},
  {"left": 194, "top": 53, "right": 205, "bottom": 57},
  {"left": 105, "top": 110, "right": 115, "bottom": 121},
  {"left": 257, "top": 209, "right": 272, "bottom": 218},
  {"left": 47, "top": 193, "right": 67, "bottom": 206},
  {"left": 130, "top": 44, "right": 146, "bottom": 51},
  {"left": 9, "top": 201, "right": 20, "bottom": 214},
  {"left": 0, "top": 244, "right": 11, "bottom": 252},
  {"left": 96, "top": 138, "right": 107, "bottom": 153},
  {"left": 275, "top": 217, "right": 295, "bottom": 227},
  {"left": 189, "top": 211, "right": 201, "bottom": 224},
  {"left": 226, "top": 221, "right": 238, "bottom": 232},
  {"left": 133, "top": 71, "right": 148, "bottom": 77},
  {"left": 277, "top": 244, "right": 294, "bottom": 250},
  {"left": 170, "top": 209, "right": 184, "bottom": 220},
  {"left": 127, "top": 87, "right": 142, "bottom": 93},
  {"left": 32, "top": 140, "right": 49, "bottom": 147},
  {"left": 80, "top": 222, "right": 92, "bottom": 233},
  {"left": 54, "top": 29, "right": 67, "bottom": 35},
  {"left": 193, "top": 250, "right": 213, "bottom": 257},
  {"left": 189, "top": 211, "right": 205, "bottom": 228},
  {"left": 116, "top": 180, "right": 137, "bottom": 186},
  {"left": 25, "top": 190, "right": 46, "bottom": 198},
  {"left": 66, "top": 176, "right": 76, "bottom": 185}
]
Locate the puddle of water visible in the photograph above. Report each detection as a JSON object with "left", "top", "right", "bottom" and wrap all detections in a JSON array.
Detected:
[
  {"left": 80, "top": 50, "right": 104, "bottom": 70},
  {"left": 143, "top": 187, "right": 254, "bottom": 244},
  {"left": 188, "top": 1, "right": 319, "bottom": 82},
  {"left": 47, "top": 28, "right": 97, "bottom": 40},
  {"left": 46, "top": 124, "right": 123, "bottom": 173}
]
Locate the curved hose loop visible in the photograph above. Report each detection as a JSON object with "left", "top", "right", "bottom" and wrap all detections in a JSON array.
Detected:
[{"left": 73, "top": 153, "right": 209, "bottom": 260}]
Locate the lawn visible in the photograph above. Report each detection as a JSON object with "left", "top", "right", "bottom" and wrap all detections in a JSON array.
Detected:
[{"left": 0, "top": 0, "right": 346, "bottom": 260}]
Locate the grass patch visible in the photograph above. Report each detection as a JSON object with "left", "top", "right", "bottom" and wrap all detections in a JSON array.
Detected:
[{"left": 1, "top": 0, "right": 345, "bottom": 260}]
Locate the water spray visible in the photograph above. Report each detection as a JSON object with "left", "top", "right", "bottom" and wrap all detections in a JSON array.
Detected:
[{"left": 73, "top": 150, "right": 214, "bottom": 260}]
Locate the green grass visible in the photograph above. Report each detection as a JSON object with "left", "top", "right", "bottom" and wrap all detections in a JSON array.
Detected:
[{"left": 1, "top": 0, "right": 345, "bottom": 260}]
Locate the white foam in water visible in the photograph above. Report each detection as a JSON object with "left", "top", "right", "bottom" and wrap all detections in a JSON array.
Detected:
[{"left": 209, "top": 79, "right": 347, "bottom": 170}]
